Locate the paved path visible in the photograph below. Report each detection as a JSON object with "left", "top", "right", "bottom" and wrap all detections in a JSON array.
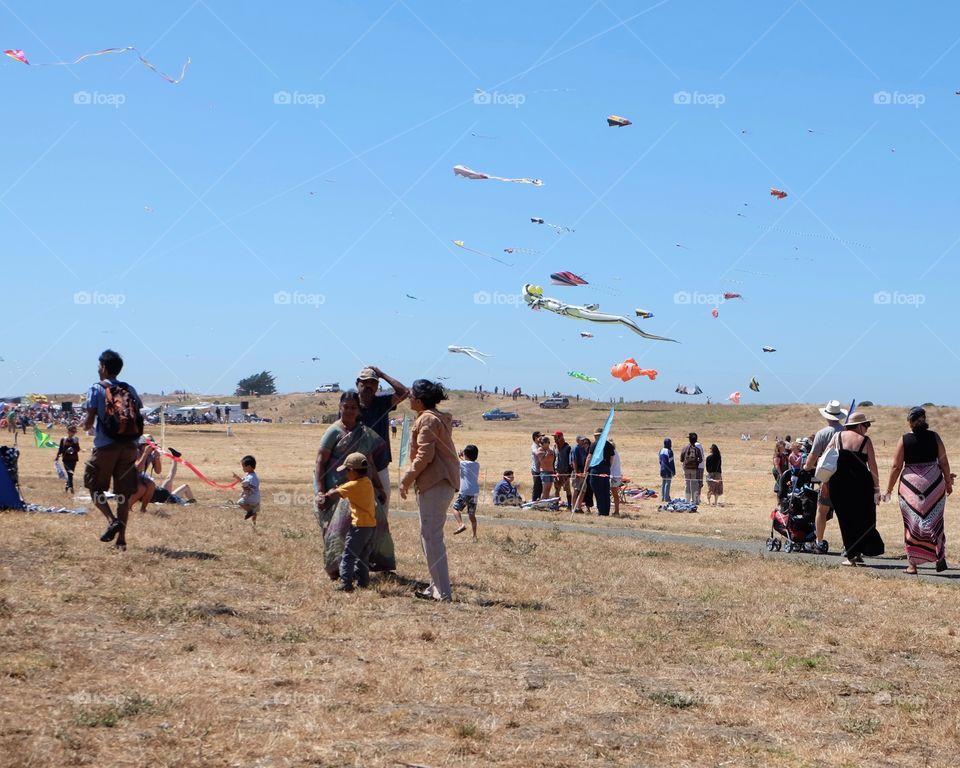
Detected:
[{"left": 392, "top": 510, "right": 959, "bottom": 585}]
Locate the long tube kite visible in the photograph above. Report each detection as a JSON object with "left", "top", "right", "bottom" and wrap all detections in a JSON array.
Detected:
[
  {"left": 4, "top": 46, "right": 190, "bottom": 83},
  {"left": 452, "top": 240, "right": 513, "bottom": 266},
  {"left": 453, "top": 164, "right": 543, "bottom": 186},
  {"left": 568, "top": 371, "right": 599, "bottom": 383},
  {"left": 522, "top": 284, "right": 678, "bottom": 342},
  {"left": 448, "top": 345, "right": 491, "bottom": 364}
]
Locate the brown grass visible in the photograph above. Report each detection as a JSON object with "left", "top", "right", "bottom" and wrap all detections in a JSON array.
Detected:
[{"left": 1, "top": 394, "right": 959, "bottom": 766}]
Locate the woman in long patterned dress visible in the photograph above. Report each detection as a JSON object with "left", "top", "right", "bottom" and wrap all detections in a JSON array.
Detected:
[
  {"left": 314, "top": 390, "right": 395, "bottom": 579},
  {"left": 885, "top": 406, "right": 953, "bottom": 574}
]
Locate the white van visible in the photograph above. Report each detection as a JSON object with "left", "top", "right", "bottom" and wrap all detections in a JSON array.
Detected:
[{"left": 315, "top": 383, "right": 341, "bottom": 393}]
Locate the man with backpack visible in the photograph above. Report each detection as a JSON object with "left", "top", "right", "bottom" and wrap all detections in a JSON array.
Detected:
[
  {"left": 83, "top": 349, "right": 144, "bottom": 551},
  {"left": 680, "top": 432, "right": 703, "bottom": 504}
]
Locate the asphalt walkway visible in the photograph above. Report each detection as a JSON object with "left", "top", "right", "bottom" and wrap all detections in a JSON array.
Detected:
[{"left": 392, "top": 509, "right": 959, "bottom": 585}]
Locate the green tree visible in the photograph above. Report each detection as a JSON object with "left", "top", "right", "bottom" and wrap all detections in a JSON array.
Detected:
[{"left": 236, "top": 371, "right": 277, "bottom": 396}]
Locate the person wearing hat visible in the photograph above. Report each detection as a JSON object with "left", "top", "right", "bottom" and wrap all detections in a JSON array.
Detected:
[
  {"left": 355, "top": 365, "right": 409, "bottom": 515},
  {"left": 586, "top": 428, "right": 616, "bottom": 516},
  {"left": 884, "top": 407, "right": 953, "bottom": 574},
  {"left": 802, "top": 400, "right": 849, "bottom": 553},
  {"left": 829, "top": 411, "right": 884, "bottom": 566},
  {"left": 553, "top": 431, "right": 573, "bottom": 509},
  {"left": 571, "top": 435, "right": 594, "bottom": 513},
  {"left": 321, "top": 452, "right": 377, "bottom": 592}
]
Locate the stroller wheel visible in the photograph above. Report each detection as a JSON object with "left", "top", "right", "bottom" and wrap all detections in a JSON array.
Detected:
[
  {"left": 773, "top": 539, "right": 782, "bottom": 551},
  {"left": 766, "top": 538, "right": 776, "bottom": 552},
  {"left": 784, "top": 541, "right": 794, "bottom": 553}
]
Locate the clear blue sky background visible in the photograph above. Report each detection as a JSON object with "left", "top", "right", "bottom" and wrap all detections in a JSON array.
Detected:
[{"left": 2, "top": 1, "right": 958, "bottom": 405}]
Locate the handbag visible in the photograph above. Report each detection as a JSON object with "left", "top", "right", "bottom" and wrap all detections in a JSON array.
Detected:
[{"left": 815, "top": 433, "right": 840, "bottom": 482}]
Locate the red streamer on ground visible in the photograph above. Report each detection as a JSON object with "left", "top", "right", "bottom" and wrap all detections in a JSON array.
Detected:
[{"left": 145, "top": 440, "right": 239, "bottom": 490}]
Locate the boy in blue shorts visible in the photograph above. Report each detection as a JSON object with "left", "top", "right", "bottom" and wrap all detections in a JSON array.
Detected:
[
  {"left": 322, "top": 452, "right": 377, "bottom": 591},
  {"left": 452, "top": 444, "right": 480, "bottom": 539}
]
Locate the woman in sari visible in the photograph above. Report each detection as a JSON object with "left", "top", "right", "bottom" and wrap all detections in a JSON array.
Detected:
[
  {"left": 884, "top": 406, "right": 953, "bottom": 574},
  {"left": 314, "top": 390, "right": 395, "bottom": 579},
  {"left": 829, "top": 412, "right": 884, "bottom": 566}
]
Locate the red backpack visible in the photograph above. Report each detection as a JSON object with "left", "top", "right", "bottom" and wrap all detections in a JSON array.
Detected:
[{"left": 99, "top": 380, "right": 144, "bottom": 441}]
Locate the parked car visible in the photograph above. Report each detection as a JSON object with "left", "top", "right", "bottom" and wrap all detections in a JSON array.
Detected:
[
  {"left": 539, "top": 397, "right": 570, "bottom": 409},
  {"left": 315, "top": 383, "right": 340, "bottom": 393},
  {"left": 482, "top": 408, "right": 519, "bottom": 421}
]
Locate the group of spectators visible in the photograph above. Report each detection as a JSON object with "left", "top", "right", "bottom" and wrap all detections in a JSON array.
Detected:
[
  {"left": 658, "top": 434, "right": 723, "bottom": 506},
  {"left": 775, "top": 400, "right": 952, "bottom": 572}
]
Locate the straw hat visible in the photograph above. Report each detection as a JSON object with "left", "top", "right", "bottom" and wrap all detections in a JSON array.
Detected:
[
  {"left": 845, "top": 412, "right": 872, "bottom": 428},
  {"left": 818, "top": 400, "right": 848, "bottom": 422}
]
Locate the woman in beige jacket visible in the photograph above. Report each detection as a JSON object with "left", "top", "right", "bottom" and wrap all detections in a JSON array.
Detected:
[{"left": 399, "top": 379, "right": 460, "bottom": 602}]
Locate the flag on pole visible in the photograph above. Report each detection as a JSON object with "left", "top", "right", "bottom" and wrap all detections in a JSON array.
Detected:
[
  {"left": 398, "top": 414, "right": 411, "bottom": 468},
  {"left": 589, "top": 408, "right": 615, "bottom": 468}
]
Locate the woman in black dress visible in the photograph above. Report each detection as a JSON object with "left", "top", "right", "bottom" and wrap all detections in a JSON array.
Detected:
[{"left": 829, "top": 412, "right": 884, "bottom": 566}]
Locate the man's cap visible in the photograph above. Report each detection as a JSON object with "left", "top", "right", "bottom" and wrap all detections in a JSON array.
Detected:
[
  {"left": 553, "top": 430, "right": 564, "bottom": 437},
  {"left": 357, "top": 367, "right": 379, "bottom": 381},
  {"left": 336, "top": 452, "right": 369, "bottom": 472}
]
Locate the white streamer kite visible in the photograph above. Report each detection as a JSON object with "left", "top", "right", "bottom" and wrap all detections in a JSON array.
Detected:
[
  {"left": 454, "top": 165, "right": 543, "bottom": 186},
  {"left": 448, "top": 345, "right": 492, "bottom": 364}
]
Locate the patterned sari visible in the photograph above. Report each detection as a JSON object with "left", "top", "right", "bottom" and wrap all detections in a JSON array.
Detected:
[
  {"left": 899, "top": 461, "right": 946, "bottom": 565},
  {"left": 314, "top": 420, "right": 395, "bottom": 578}
]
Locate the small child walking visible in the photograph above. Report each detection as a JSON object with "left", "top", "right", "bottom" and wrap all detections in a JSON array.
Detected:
[
  {"left": 452, "top": 444, "right": 480, "bottom": 539},
  {"left": 322, "top": 452, "right": 377, "bottom": 592},
  {"left": 56, "top": 424, "right": 81, "bottom": 494},
  {"left": 232, "top": 455, "right": 260, "bottom": 525}
]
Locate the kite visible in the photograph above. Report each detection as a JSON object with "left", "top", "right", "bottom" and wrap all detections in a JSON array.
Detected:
[
  {"left": 448, "top": 345, "right": 492, "bottom": 364},
  {"left": 607, "top": 115, "right": 632, "bottom": 127},
  {"left": 568, "top": 371, "right": 599, "bottom": 383},
  {"left": 503, "top": 247, "right": 541, "bottom": 255},
  {"left": 770, "top": 188, "right": 788, "bottom": 200},
  {"left": 530, "top": 217, "right": 574, "bottom": 234},
  {"left": 144, "top": 440, "right": 239, "bottom": 489},
  {"left": 579, "top": 331, "right": 594, "bottom": 338},
  {"left": 728, "top": 392, "right": 741, "bottom": 404},
  {"left": 550, "top": 271, "right": 588, "bottom": 286},
  {"left": 723, "top": 292, "right": 743, "bottom": 300},
  {"left": 4, "top": 46, "right": 190, "bottom": 83},
  {"left": 634, "top": 308, "right": 654, "bottom": 319},
  {"left": 611, "top": 358, "right": 657, "bottom": 382},
  {"left": 453, "top": 164, "right": 543, "bottom": 186},
  {"left": 405, "top": 294, "right": 421, "bottom": 301},
  {"left": 762, "top": 346, "right": 776, "bottom": 353},
  {"left": 522, "top": 284, "right": 678, "bottom": 342},
  {"left": 452, "top": 240, "right": 513, "bottom": 266},
  {"left": 33, "top": 427, "right": 57, "bottom": 449},
  {"left": 711, "top": 308, "right": 719, "bottom": 318},
  {"left": 749, "top": 377, "right": 760, "bottom": 392},
  {"left": 676, "top": 384, "right": 703, "bottom": 396}
]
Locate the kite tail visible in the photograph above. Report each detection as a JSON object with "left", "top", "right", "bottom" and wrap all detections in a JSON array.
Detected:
[{"left": 146, "top": 440, "right": 239, "bottom": 489}]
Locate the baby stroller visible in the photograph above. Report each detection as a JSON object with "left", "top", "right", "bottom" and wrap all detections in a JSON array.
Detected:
[{"left": 766, "top": 468, "right": 828, "bottom": 553}]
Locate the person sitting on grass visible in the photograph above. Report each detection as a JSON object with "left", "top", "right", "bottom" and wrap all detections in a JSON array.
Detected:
[
  {"left": 452, "top": 444, "right": 480, "bottom": 539},
  {"left": 492, "top": 470, "right": 522, "bottom": 506},
  {"left": 133, "top": 437, "right": 195, "bottom": 507},
  {"left": 232, "top": 455, "right": 260, "bottom": 526},
  {"left": 320, "top": 452, "right": 377, "bottom": 592}
]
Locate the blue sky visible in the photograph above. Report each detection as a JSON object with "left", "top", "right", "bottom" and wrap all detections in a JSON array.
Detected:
[{"left": 2, "top": 1, "right": 958, "bottom": 405}]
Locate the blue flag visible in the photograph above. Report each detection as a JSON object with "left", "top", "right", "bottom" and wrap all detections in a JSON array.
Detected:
[{"left": 589, "top": 408, "right": 615, "bottom": 468}]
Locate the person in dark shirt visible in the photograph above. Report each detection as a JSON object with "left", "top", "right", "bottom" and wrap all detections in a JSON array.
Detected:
[{"left": 356, "top": 365, "right": 409, "bottom": 514}]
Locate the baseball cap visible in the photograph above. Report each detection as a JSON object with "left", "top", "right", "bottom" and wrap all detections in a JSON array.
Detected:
[
  {"left": 336, "top": 452, "right": 369, "bottom": 472},
  {"left": 357, "top": 367, "right": 379, "bottom": 381},
  {"left": 553, "top": 430, "right": 564, "bottom": 437}
]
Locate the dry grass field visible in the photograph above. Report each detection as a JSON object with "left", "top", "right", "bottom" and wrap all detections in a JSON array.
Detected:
[{"left": 2, "top": 392, "right": 959, "bottom": 766}]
